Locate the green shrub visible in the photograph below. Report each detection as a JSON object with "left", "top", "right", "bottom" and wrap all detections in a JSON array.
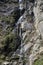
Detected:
[{"left": 33, "top": 56, "right": 43, "bottom": 65}]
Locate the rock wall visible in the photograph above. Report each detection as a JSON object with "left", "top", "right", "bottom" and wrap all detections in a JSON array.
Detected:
[
  {"left": 0, "top": 0, "right": 43, "bottom": 65},
  {"left": 20, "top": 0, "right": 43, "bottom": 65}
]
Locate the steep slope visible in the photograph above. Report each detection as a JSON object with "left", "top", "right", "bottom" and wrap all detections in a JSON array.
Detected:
[{"left": 0, "top": 0, "right": 43, "bottom": 65}]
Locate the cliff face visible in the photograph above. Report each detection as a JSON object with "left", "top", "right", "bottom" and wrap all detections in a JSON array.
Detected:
[
  {"left": 0, "top": 0, "right": 43, "bottom": 65},
  {"left": 19, "top": 0, "right": 43, "bottom": 65}
]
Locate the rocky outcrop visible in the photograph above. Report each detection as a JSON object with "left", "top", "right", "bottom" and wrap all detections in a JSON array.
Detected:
[
  {"left": 0, "top": 0, "right": 43, "bottom": 65},
  {"left": 18, "top": 0, "right": 43, "bottom": 65}
]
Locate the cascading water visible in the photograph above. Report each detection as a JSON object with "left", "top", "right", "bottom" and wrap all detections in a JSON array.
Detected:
[
  {"left": 19, "top": 0, "right": 24, "bottom": 10},
  {"left": 1, "top": 0, "right": 43, "bottom": 65}
]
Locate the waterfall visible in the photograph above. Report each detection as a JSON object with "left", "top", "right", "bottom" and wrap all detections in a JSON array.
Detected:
[
  {"left": 19, "top": 0, "right": 24, "bottom": 10},
  {"left": 2, "top": 0, "right": 43, "bottom": 65}
]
